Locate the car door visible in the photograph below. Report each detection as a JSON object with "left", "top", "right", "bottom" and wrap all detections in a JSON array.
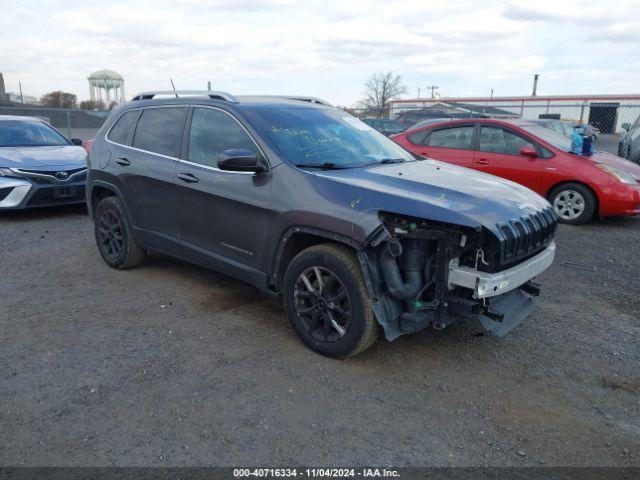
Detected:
[
  {"left": 472, "top": 125, "right": 543, "bottom": 192},
  {"left": 413, "top": 124, "right": 475, "bottom": 168},
  {"left": 109, "top": 106, "right": 186, "bottom": 242},
  {"left": 175, "top": 106, "right": 272, "bottom": 275}
]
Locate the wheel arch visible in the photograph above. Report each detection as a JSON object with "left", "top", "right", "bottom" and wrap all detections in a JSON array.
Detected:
[
  {"left": 270, "top": 227, "right": 361, "bottom": 292},
  {"left": 89, "top": 180, "right": 137, "bottom": 229},
  {"left": 89, "top": 182, "right": 119, "bottom": 218},
  {"left": 545, "top": 180, "right": 600, "bottom": 216}
]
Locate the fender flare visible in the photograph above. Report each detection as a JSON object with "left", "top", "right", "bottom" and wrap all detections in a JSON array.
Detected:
[{"left": 269, "top": 225, "right": 363, "bottom": 289}]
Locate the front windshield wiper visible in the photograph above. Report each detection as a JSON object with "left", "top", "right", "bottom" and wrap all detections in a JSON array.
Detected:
[
  {"left": 359, "top": 158, "right": 409, "bottom": 167},
  {"left": 378, "top": 158, "right": 405, "bottom": 164},
  {"left": 295, "top": 162, "right": 350, "bottom": 170}
]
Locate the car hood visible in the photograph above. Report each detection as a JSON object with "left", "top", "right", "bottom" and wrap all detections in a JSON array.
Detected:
[
  {"left": 589, "top": 151, "right": 640, "bottom": 178},
  {"left": 313, "top": 159, "right": 551, "bottom": 237},
  {"left": 0, "top": 145, "right": 87, "bottom": 168}
]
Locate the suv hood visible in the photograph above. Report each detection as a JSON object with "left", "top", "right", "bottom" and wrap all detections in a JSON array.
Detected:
[
  {"left": 313, "top": 159, "right": 551, "bottom": 237},
  {"left": 0, "top": 145, "right": 87, "bottom": 168}
]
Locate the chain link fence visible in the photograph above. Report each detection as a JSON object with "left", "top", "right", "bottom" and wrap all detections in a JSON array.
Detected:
[
  {"left": 353, "top": 102, "right": 640, "bottom": 132},
  {"left": 0, "top": 106, "right": 110, "bottom": 142}
]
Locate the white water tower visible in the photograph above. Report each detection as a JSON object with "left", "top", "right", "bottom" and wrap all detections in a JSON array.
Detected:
[{"left": 88, "top": 69, "right": 125, "bottom": 104}]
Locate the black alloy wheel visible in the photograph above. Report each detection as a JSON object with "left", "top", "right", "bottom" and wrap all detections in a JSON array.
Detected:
[{"left": 294, "top": 266, "right": 352, "bottom": 343}]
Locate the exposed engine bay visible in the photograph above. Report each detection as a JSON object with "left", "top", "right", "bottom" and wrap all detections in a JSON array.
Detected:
[{"left": 358, "top": 212, "right": 554, "bottom": 340}]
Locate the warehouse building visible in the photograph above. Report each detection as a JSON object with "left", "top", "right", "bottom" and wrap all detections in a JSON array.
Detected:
[{"left": 389, "top": 94, "right": 640, "bottom": 133}]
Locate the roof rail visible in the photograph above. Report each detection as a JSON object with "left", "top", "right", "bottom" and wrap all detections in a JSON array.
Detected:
[
  {"left": 131, "top": 90, "right": 238, "bottom": 103},
  {"left": 274, "top": 96, "right": 333, "bottom": 107}
]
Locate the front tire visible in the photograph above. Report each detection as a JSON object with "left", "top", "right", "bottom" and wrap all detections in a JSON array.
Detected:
[
  {"left": 283, "top": 243, "right": 379, "bottom": 359},
  {"left": 94, "top": 196, "right": 146, "bottom": 269},
  {"left": 549, "top": 183, "right": 596, "bottom": 225}
]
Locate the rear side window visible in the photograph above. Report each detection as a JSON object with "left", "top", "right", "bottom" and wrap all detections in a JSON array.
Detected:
[
  {"left": 187, "top": 107, "right": 258, "bottom": 167},
  {"left": 133, "top": 107, "right": 187, "bottom": 157},
  {"left": 427, "top": 126, "right": 474, "bottom": 149},
  {"left": 107, "top": 110, "right": 139, "bottom": 145},
  {"left": 479, "top": 126, "right": 533, "bottom": 156}
]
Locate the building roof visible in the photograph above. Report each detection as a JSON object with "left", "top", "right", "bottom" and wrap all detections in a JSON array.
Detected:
[
  {"left": 88, "top": 69, "right": 123, "bottom": 81},
  {"left": 446, "top": 102, "right": 514, "bottom": 116}
]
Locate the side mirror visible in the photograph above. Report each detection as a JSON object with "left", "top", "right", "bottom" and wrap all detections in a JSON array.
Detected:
[
  {"left": 70, "top": 138, "right": 83, "bottom": 146},
  {"left": 520, "top": 146, "right": 538, "bottom": 157},
  {"left": 621, "top": 123, "right": 631, "bottom": 132},
  {"left": 218, "top": 149, "right": 267, "bottom": 173}
]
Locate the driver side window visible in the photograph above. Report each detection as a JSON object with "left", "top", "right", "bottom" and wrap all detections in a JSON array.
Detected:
[{"left": 188, "top": 107, "right": 258, "bottom": 167}]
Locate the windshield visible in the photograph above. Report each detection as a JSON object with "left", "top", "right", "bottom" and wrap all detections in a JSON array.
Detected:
[
  {"left": 0, "top": 120, "right": 70, "bottom": 147},
  {"left": 243, "top": 107, "right": 414, "bottom": 168},
  {"left": 522, "top": 125, "right": 572, "bottom": 151}
]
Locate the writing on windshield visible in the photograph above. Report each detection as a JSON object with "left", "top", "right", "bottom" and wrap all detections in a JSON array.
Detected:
[{"left": 245, "top": 107, "right": 413, "bottom": 167}]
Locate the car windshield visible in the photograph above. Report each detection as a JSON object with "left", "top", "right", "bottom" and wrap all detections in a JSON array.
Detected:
[
  {"left": 244, "top": 107, "right": 414, "bottom": 168},
  {"left": 0, "top": 120, "right": 70, "bottom": 147},
  {"left": 521, "top": 125, "right": 573, "bottom": 151}
]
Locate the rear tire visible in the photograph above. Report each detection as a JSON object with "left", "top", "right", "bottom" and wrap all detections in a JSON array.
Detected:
[
  {"left": 549, "top": 183, "right": 596, "bottom": 225},
  {"left": 94, "top": 196, "right": 146, "bottom": 269},
  {"left": 283, "top": 243, "right": 379, "bottom": 359}
]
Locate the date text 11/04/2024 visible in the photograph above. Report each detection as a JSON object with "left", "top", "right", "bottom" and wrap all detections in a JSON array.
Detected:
[{"left": 233, "top": 468, "right": 400, "bottom": 478}]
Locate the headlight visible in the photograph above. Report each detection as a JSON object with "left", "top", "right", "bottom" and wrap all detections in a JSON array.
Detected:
[{"left": 596, "top": 164, "right": 638, "bottom": 185}]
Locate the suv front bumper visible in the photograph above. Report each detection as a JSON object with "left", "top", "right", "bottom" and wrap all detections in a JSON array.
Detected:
[{"left": 448, "top": 242, "right": 556, "bottom": 299}]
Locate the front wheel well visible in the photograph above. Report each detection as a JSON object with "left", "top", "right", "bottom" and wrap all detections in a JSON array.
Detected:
[
  {"left": 546, "top": 181, "right": 600, "bottom": 215},
  {"left": 272, "top": 232, "right": 358, "bottom": 291}
]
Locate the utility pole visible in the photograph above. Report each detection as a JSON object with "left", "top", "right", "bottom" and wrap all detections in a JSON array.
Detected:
[
  {"left": 19, "top": 81, "right": 24, "bottom": 104},
  {"left": 426, "top": 85, "right": 439, "bottom": 99},
  {"left": 490, "top": 89, "right": 494, "bottom": 100},
  {"left": 532, "top": 74, "right": 539, "bottom": 96}
]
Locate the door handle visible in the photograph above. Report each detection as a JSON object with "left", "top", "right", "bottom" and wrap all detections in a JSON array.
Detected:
[
  {"left": 115, "top": 157, "right": 131, "bottom": 166},
  {"left": 177, "top": 172, "right": 199, "bottom": 183},
  {"left": 475, "top": 158, "right": 489, "bottom": 165}
]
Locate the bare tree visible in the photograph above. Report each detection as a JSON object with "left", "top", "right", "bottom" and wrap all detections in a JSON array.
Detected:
[
  {"left": 40, "top": 91, "right": 77, "bottom": 109},
  {"left": 360, "top": 71, "right": 407, "bottom": 118},
  {"left": 80, "top": 99, "right": 105, "bottom": 110}
]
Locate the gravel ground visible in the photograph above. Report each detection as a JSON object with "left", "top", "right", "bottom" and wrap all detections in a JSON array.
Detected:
[{"left": 0, "top": 205, "right": 638, "bottom": 467}]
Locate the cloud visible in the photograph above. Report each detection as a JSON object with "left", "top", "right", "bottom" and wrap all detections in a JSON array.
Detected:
[
  {"left": 1, "top": 0, "right": 638, "bottom": 106},
  {"left": 503, "top": 5, "right": 567, "bottom": 22}
]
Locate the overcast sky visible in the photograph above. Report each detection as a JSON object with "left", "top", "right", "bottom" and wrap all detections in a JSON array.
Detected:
[{"left": 1, "top": 0, "right": 638, "bottom": 105}]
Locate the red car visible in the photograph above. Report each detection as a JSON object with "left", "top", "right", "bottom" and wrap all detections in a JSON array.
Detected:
[{"left": 391, "top": 119, "right": 640, "bottom": 224}]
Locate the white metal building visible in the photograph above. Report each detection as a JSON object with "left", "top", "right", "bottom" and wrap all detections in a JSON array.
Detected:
[{"left": 389, "top": 94, "right": 640, "bottom": 133}]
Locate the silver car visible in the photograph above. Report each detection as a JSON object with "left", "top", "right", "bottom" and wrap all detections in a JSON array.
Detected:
[{"left": 619, "top": 114, "right": 640, "bottom": 164}]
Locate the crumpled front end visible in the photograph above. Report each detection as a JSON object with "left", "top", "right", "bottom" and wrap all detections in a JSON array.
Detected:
[{"left": 358, "top": 209, "right": 557, "bottom": 341}]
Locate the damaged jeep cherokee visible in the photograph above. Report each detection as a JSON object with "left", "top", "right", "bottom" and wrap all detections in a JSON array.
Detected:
[{"left": 87, "top": 91, "right": 557, "bottom": 358}]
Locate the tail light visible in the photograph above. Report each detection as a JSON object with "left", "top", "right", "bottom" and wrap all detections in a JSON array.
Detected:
[{"left": 84, "top": 139, "right": 94, "bottom": 154}]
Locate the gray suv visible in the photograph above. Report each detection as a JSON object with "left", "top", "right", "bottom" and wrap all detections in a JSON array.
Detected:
[{"left": 87, "top": 91, "right": 557, "bottom": 358}]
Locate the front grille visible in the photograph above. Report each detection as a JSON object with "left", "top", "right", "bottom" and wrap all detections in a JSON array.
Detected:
[
  {"left": 26, "top": 186, "right": 86, "bottom": 206},
  {"left": 497, "top": 206, "right": 557, "bottom": 265},
  {"left": 17, "top": 168, "right": 87, "bottom": 184}
]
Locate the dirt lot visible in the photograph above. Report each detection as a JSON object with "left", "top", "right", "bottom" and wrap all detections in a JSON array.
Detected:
[{"left": 0, "top": 205, "right": 638, "bottom": 467}]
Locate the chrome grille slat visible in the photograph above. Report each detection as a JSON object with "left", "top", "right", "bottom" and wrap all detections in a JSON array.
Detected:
[{"left": 15, "top": 167, "right": 87, "bottom": 184}]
